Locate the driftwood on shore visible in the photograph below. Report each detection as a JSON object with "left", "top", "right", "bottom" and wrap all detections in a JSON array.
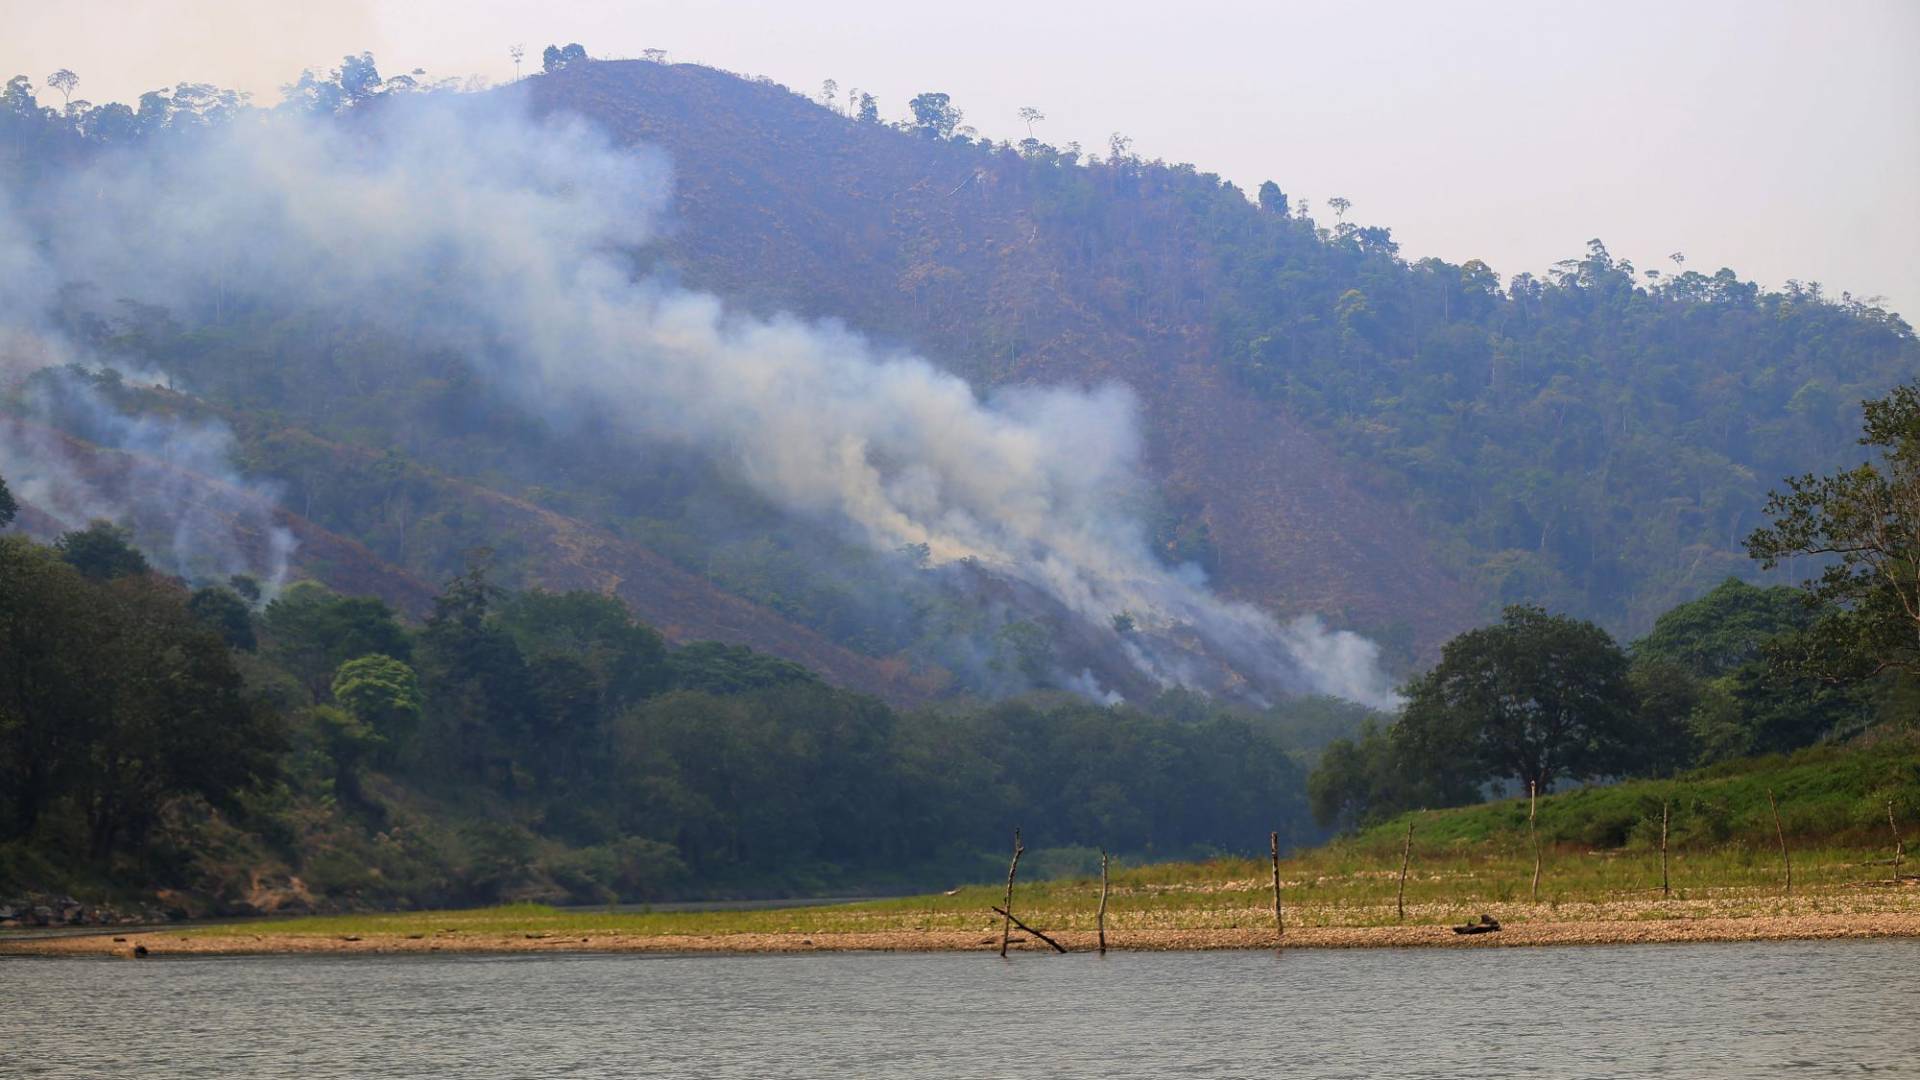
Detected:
[{"left": 991, "top": 905, "right": 1067, "bottom": 953}]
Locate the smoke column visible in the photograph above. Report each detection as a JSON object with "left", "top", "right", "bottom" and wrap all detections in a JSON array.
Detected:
[
  {"left": 0, "top": 203, "right": 295, "bottom": 590},
  {"left": 0, "top": 90, "right": 1399, "bottom": 708}
]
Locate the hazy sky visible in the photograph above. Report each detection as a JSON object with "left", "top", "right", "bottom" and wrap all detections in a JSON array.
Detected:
[{"left": 8, "top": 0, "right": 1918, "bottom": 317}]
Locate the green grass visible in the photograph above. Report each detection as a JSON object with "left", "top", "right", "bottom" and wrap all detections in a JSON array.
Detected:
[{"left": 209, "top": 739, "right": 1920, "bottom": 940}]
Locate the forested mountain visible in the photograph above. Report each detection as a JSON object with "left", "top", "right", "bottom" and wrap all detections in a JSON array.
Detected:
[
  {"left": 3, "top": 56, "right": 1912, "bottom": 703},
  {"left": 1, "top": 52, "right": 1914, "bottom": 912},
  {"left": 531, "top": 59, "right": 1913, "bottom": 644}
]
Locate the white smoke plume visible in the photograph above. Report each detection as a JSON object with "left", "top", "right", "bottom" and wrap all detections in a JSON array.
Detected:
[
  {"left": 0, "top": 207, "right": 295, "bottom": 591},
  {"left": 0, "top": 90, "right": 1399, "bottom": 708}
]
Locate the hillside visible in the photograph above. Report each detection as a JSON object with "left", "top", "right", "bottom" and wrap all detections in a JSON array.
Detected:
[
  {"left": 1, "top": 56, "right": 1914, "bottom": 703},
  {"left": 528, "top": 60, "right": 1914, "bottom": 644},
  {"left": 4, "top": 416, "right": 937, "bottom": 704},
  {"left": 534, "top": 61, "right": 1479, "bottom": 656}
]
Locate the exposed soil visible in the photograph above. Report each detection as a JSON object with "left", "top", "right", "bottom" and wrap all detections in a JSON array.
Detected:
[{"left": 11, "top": 913, "right": 1919, "bottom": 959}]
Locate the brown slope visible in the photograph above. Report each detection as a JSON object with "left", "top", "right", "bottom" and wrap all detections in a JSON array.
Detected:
[
  {"left": 534, "top": 62, "right": 1479, "bottom": 654},
  {"left": 6, "top": 422, "right": 436, "bottom": 613},
  {"left": 9, "top": 422, "right": 933, "bottom": 707},
  {"left": 421, "top": 473, "right": 936, "bottom": 705}
]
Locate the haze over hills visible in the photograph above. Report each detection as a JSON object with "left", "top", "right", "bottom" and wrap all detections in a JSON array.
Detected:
[
  {"left": 1, "top": 45, "right": 1916, "bottom": 923},
  {"left": 2, "top": 54, "right": 1914, "bottom": 707}
]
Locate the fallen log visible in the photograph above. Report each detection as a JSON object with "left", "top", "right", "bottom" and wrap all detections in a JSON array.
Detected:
[
  {"left": 1452, "top": 915, "right": 1501, "bottom": 935},
  {"left": 990, "top": 905, "right": 1068, "bottom": 953}
]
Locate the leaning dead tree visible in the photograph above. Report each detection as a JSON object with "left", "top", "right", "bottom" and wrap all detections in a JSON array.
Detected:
[
  {"left": 999, "top": 827, "right": 1025, "bottom": 957},
  {"left": 1269, "top": 831, "right": 1285, "bottom": 939},
  {"left": 992, "top": 906, "right": 1067, "bottom": 953}
]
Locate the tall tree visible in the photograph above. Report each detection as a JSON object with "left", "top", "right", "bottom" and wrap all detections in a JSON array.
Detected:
[
  {"left": 54, "top": 520, "right": 149, "bottom": 581},
  {"left": 907, "top": 92, "right": 961, "bottom": 139},
  {"left": 418, "top": 564, "right": 531, "bottom": 784},
  {"left": 332, "top": 654, "right": 423, "bottom": 762},
  {"left": 1632, "top": 577, "right": 1811, "bottom": 679},
  {"left": 1257, "top": 180, "right": 1289, "bottom": 216},
  {"left": 1748, "top": 381, "right": 1920, "bottom": 680},
  {"left": 45, "top": 69, "right": 77, "bottom": 112},
  {"left": 542, "top": 43, "right": 588, "bottom": 74},
  {"left": 1397, "top": 605, "right": 1637, "bottom": 793}
]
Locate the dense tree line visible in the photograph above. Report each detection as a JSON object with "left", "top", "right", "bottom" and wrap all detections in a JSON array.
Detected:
[
  {"left": 1, "top": 487, "right": 1347, "bottom": 906},
  {"left": 0, "top": 523, "right": 281, "bottom": 863},
  {"left": 995, "top": 149, "right": 1915, "bottom": 635},
  {"left": 1310, "top": 383, "right": 1918, "bottom": 830}
]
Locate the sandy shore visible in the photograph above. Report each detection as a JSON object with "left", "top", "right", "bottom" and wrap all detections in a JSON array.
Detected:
[{"left": 8, "top": 913, "right": 1920, "bottom": 958}]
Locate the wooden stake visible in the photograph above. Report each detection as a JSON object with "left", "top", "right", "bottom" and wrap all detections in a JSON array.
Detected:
[
  {"left": 999, "top": 827, "right": 1024, "bottom": 958},
  {"left": 1889, "top": 800, "right": 1906, "bottom": 883},
  {"left": 991, "top": 906, "right": 1067, "bottom": 953},
  {"left": 1097, "top": 849, "right": 1110, "bottom": 954},
  {"left": 1660, "top": 800, "right": 1670, "bottom": 899},
  {"left": 1270, "top": 831, "right": 1285, "bottom": 939},
  {"left": 1529, "top": 781, "right": 1541, "bottom": 904},
  {"left": 1396, "top": 818, "right": 1414, "bottom": 921},
  {"left": 1767, "top": 789, "right": 1792, "bottom": 898}
]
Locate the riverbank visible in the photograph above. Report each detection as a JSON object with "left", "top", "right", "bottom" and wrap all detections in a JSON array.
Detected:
[{"left": 9, "top": 892, "right": 1917, "bottom": 957}]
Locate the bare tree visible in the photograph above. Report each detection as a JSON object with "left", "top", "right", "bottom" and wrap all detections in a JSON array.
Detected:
[
  {"left": 1017, "top": 105, "right": 1044, "bottom": 138},
  {"left": 508, "top": 45, "right": 524, "bottom": 82},
  {"left": 47, "top": 69, "right": 78, "bottom": 112},
  {"left": 1327, "top": 196, "right": 1351, "bottom": 224}
]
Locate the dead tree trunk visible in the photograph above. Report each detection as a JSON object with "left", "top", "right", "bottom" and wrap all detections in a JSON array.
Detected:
[
  {"left": 1396, "top": 818, "right": 1414, "bottom": 921},
  {"left": 1270, "top": 831, "right": 1285, "bottom": 939},
  {"left": 1888, "top": 799, "right": 1906, "bottom": 883},
  {"left": 1000, "top": 827, "right": 1025, "bottom": 958},
  {"left": 1767, "top": 789, "right": 1792, "bottom": 898},
  {"left": 1660, "top": 800, "right": 1671, "bottom": 899},
  {"left": 1098, "top": 849, "right": 1110, "bottom": 954},
  {"left": 1529, "top": 781, "right": 1541, "bottom": 903}
]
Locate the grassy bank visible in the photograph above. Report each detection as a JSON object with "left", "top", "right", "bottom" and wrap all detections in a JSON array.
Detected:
[{"left": 9, "top": 740, "right": 1917, "bottom": 955}]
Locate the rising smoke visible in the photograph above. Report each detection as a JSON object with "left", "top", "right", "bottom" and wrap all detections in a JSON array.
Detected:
[
  {"left": 0, "top": 88, "right": 1399, "bottom": 708},
  {"left": 0, "top": 192, "right": 295, "bottom": 591}
]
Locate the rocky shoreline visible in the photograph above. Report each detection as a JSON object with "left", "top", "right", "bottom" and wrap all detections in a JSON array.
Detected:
[{"left": 0, "top": 894, "right": 185, "bottom": 929}]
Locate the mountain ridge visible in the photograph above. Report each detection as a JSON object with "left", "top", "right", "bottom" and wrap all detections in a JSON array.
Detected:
[{"left": 532, "top": 60, "right": 1480, "bottom": 654}]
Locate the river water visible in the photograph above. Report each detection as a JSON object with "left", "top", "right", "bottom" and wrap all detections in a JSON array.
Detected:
[{"left": 3, "top": 940, "right": 1916, "bottom": 1077}]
